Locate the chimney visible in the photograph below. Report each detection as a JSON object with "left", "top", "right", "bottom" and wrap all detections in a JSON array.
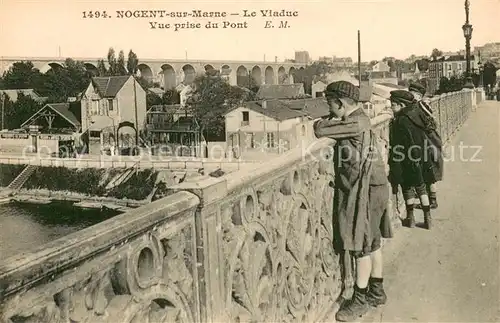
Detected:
[
  {"left": 262, "top": 100, "right": 267, "bottom": 109},
  {"left": 275, "top": 56, "right": 278, "bottom": 63}
]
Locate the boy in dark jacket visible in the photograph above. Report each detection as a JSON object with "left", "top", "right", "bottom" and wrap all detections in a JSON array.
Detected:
[
  {"left": 388, "top": 90, "right": 440, "bottom": 229},
  {"left": 408, "top": 82, "right": 443, "bottom": 208},
  {"left": 314, "top": 81, "right": 392, "bottom": 322}
]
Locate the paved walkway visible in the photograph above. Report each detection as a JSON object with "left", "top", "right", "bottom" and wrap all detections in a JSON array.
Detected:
[{"left": 363, "top": 100, "right": 500, "bottom": 322}]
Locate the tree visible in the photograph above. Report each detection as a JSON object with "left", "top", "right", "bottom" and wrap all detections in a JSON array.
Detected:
[
  {"left": 293, "top": 61, "right": 334, "bottom": 94},
  {"left": 107, "top": 47, "right": 117, "bottom": 76},
  {"left": 1, "top": 61, "right": 43, "bottom": 90},
  {"left": 117, "top": 50, "right": 127, "bottom": 75},
  {"left": 416, "top": 59, "right": 430, "bottom": 71},
  {"left": 382, "top": 57, "right": 396, "bottom": 72},
  {"left": 392, "top": 59, "right": 408, "bottom": 78},
  {"left": 162, "top": 90, "right": 181, "bottom": 105},
  {"left": 97, "top": 59, "right": 107, "bottom": 76},
  {"left": 185, "top": 71, "right": 253, "bottom": 138},
  {"left": 3, "top": 93, "right": 43, "bottom": 129},
  {"left": 127, "top": 50, "right": 139, "bottom": 75},
  {"left": 431, "top": 49, "right": 443, "bottom": 60},
  {"left": 136, "top": 76, "right": 153, "bottom": 90},
  {"left": 38, "top": 58, "right": 91, "bottom": 102}
]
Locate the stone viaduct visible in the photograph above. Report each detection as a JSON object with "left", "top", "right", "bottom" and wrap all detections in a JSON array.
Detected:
[
  {"left": 0, "top": 89, "right": 485, "bottom": 322},
  {"left": 0, "top": 56, "right": 307, "bottom": 89}
]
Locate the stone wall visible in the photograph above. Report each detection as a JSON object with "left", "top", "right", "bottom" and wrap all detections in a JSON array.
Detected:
[
  {"left": 0, "top": 133, "right": 62, "bottom": 154},
  {"left": 0, "top": 89, "right": 480, "bottom": 322},
  {"left": 0, "top": 155, "right": 257, "bottom": 173}
]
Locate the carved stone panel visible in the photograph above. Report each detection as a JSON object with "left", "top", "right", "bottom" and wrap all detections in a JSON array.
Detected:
[
  {"left": 3, "top": 225, "right": 198, "bottom": 323},
  {"left": 218, "top": 159, "right": 341, "bottom": 322}
]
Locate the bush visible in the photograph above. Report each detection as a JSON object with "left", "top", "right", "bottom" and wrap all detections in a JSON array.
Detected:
[
  {"left": 5, "top": 165, "right": 158, "bottom": 201},
  {"left": 23, "top": 167, "right": 122, "bottom": 196},
  {"left": 107, "top": 169, "right": 158, "bottom": 201},
  {"left": 0, "top": 164, "right": 26, "bottom": 187}
]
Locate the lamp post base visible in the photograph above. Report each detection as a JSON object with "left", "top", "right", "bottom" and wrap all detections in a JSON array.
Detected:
[{"left": 463, "top": 76, "right": 475, "bottom": 89}]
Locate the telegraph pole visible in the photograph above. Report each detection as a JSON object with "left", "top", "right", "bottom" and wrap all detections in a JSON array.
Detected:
[
  {"left": 358, "top": 30, "right": 362, "bottom": 84},
  {"left": 133, "top": 76, "right": 139, "bottom": 147},
  {"left": 1, "top": 93, "right": 4, "bottom": 130}
]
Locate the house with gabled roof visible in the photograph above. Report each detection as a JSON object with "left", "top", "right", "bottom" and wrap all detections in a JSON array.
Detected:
[
  {"left": 21, "top": 103, "right": 81, "bottom": 132},
  {"left": 224, "top": 99, "right": 310, "bottom": 155},
  {"left": 80, "top": 75, "right": 147, "bottom": 154}
]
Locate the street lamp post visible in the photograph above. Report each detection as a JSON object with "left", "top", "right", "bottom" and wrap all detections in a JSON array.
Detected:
[{"left": 462, "top": 0, "right": 474, "bottom": 89}]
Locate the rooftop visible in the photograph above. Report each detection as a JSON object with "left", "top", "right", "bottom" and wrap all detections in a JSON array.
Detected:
[
  {"left": 91, "top": 75, "right": 131, "bottom": 98},
  {"left": 0, "top": 89, "right": 47, "bottom": 103},
  {"left": 21, "top": 103, "right": 81, "bottom": 129},
  {"left": 431, "top": 55, "right": 476, "bottom": 62},
  {"left": 243, "top": 100, "right": 309, "bottom": 121},
  {"left": 256, "top": 84, "right": 305, "bottom": 100}
]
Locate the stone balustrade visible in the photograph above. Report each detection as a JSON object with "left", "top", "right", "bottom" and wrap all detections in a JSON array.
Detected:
[
  {"left": 428, "top": 89, "right": 475, "bottom": 141},
  {"left": 0, "top": 89, "right": 480, "bottom": 322},
  {"left": 0, "top": 156, "right": 258, "bottom": 173}
]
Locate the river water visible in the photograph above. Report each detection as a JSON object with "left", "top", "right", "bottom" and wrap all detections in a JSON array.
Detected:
[{"left": 0, "top": 201, "right": 120, "bottom": 259}]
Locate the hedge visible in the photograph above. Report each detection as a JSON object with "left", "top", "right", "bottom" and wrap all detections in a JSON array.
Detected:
[
  {"left": 0, "top": 164, "right": 27, "bottom": 187},
  {"left": 1, "top": 165, "right": 160, "bottom": 201},
  {"left": 107, "top": 169, "right": 158, "bottom": 201},
  {"left": 23, "top": 167, "right": 122, "bottom": 196}
]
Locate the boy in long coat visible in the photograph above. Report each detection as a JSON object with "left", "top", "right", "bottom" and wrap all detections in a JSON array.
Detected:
[
  {"left": 388, "top": 90, "right": 439, "bottom": 229},
  {"left": 314, "top": 81, "right": 391, "bottom": 322},
  {"left": 408, "top": 82, "right": 444, "bottom": 208}
]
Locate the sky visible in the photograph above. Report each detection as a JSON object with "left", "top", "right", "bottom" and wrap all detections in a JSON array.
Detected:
[{"left": 0, "top": 0, "right": 499, "bottom": 62}]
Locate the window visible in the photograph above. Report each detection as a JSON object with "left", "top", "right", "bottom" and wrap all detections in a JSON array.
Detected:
[
  {"left": 92, "top": 100, "right": 99, "bottom": 115},
  {"left": 108, "top": 99, "right": 114, "bottom": 111},
  {"left": 315, "top": 91, "right": 324, "bottom": 98},
  {"left": 266, "top": 133, "right": 275, "bottom": 148},
  {"left": 90, "top": 131, "right": 100, "bottom": 138},
  {"left": 241, "top": 111, "right": 249, "bottom": 126}
]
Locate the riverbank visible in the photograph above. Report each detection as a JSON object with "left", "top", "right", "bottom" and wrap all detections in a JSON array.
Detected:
[
  {"left": 0, "top": 163, "right": 205, "bottom": 210},
  {"left": 12, "top": 188, "right": 143, "bottom": 211}
]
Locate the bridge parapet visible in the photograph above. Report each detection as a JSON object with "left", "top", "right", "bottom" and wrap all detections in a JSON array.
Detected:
[
  {"left": 0, "top": 89, "right": 479, "bottom": 322},
  {"left": 428, "top": 88, "right": 478, "bottom": 141}
]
